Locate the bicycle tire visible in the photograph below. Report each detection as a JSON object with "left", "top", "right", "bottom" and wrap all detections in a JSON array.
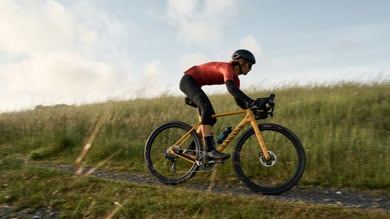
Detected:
[
  {"left": 144, "top": 121, "right": 201, "bottom": 185},
  {"left": 233, "top": 123, "right": 306, "bottom": 195}
]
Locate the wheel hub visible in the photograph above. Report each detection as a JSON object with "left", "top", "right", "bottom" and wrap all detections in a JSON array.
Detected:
[{"left": 259, "top": 151, "right": 277, "bottom": 167}]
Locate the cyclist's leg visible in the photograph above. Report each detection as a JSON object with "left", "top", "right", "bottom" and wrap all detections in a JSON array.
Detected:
[
  {"left": 180, "top": 75, "right": 217, "bottom": 126},
  {"left": 192, "top": 98, "right": 233, "bottom": 159},
  {"left": 180, "top": 75, "right": 229, "bottom": 159},
  {"left": 180, "top": 75, "right": 207, "bottom": 153},
  {"left": 180, "top": 75, "right": 216, "bottom": 136}
]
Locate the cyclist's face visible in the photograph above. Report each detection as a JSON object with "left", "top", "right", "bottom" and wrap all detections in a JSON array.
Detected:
[{"left": 241, "top": 61, "right": 253, "bottom": 75}]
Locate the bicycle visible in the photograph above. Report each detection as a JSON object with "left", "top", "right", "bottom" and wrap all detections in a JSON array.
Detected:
[{"left": 144, "top": 94, "right": 306, "bottom": 195}]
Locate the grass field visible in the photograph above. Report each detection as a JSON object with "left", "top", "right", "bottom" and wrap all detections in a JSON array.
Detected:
[{"left": 1, "top": 82, "right": 389, "bottom": 218}]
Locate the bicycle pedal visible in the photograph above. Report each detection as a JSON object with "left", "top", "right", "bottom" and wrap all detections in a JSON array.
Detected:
[
  {"left": 206, "top": 159, "right": 216, "bottom": 164},
  {"left": 206, "top": 156, "right": 230, "bottom": 162},
  {"left": 205, "top": 158, "right": 226, "bottom": 164},
  {"left": 211, "top": 159, "right": 225, "bottom": 164}
]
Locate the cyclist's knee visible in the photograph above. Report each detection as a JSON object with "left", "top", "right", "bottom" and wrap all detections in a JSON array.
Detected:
[
  {"left": 201, "top": 115, "right": 217, "bottom": 126},
  {"left": 210, "top": 118, "right": 217, "bottom": 126}
]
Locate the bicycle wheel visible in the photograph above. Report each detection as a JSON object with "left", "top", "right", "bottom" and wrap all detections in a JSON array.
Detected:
[
  {"left": 144, "top": 121, "right": 202, "bottom": 185},
  {"left": 233, "top": 123, "right": 306, "bottom": 195}
]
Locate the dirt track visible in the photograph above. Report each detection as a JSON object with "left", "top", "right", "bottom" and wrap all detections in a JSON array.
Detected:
[
  {"left": 49, "top": 163, "right": 390, "bottom": 211},
  {"left": 2, "top": 161, "right": 389, "bottom": 218}
]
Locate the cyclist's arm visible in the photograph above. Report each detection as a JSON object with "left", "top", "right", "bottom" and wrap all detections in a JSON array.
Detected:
[
  {"left": 226, "top": 80, "right": 254, "bottom": 109},
  {"left": 234, "top": 97, "right": 248, "bottom": 109}
]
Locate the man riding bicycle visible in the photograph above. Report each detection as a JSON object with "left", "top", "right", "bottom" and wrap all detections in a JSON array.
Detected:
[{"left": 179, "top": 49, "right": 256, "bottom": 160}]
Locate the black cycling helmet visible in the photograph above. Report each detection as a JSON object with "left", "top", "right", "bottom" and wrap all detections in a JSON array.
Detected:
[{"left": 232, "top": 49, "right": 256, "bottom": 64}]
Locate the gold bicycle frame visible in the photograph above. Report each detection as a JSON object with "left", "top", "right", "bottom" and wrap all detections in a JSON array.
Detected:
[{"left": 168, "top": 108, "right": 270, "bottom": 163}]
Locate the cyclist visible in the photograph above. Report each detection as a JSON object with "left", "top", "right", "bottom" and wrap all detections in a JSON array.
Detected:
[{"left": 180, "top": 49, "right": 256, "bottom": 160}]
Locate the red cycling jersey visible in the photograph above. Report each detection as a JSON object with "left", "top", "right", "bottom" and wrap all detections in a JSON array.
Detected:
[{"left": 184, "top": 62, "right": 240, "bottom": 87}]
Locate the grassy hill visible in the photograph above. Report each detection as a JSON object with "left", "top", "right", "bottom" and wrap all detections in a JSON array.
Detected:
[
  {"left": 1, "top": 82, "right": 389, "bottom": 217},
  {"left": 1, "top": 82, "right": 388, "bottom": 189}
]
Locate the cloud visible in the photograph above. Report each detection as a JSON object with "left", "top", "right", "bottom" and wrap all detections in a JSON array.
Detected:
[
  {"left": 0, "top": 51, "right": 123, "bottom": 110},
  {"left": 179, "top": 53, "right": 209, "bottom": 70},
  {"left": 166, "top": 0, "right": 235, "bottom": 44},
  {"left": 238, "top": 35, "right": 262, "bottom": 60},
  {"left": 0, "top": 0, "right": 135, "bottom": 111},
  {"left": 166, "top": 0, "right": 198, "bottom": 15},
  {"left": 143, "top": 60, "right": 163, "bottom": 80},
  {"left": 0, "top": 0, "right": 77, "bottom": 54}
]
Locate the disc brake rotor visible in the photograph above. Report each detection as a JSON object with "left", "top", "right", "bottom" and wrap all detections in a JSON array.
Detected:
[{"left": 259, "top": 151, "right": 277, "bottom": 167}]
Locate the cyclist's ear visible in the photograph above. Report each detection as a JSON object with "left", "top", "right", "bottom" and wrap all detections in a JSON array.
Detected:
[{"left": 238, "top": 58, "right": 245, "bottom": 65}]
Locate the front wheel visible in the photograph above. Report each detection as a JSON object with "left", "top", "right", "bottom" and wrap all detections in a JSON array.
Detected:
[
  {"left": 233, "top": 123, "right": 306, "bottom": 195},
  {"left": 144, "top": 121, "right": 202, "bottom": 185}
]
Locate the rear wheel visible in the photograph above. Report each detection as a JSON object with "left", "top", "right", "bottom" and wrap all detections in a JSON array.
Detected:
[
  {"left": 144, "top": 121, "right": 202, "bottom": 185},
  {"left": 233, "top": 123, "right": 306, "bottom": 195}
]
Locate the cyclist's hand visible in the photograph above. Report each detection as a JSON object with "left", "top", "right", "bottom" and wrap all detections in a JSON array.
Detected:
[
  {"left": 247, "top": 94, "right": 275, "bottom": 109},
  {"left": 246, "top": 100, "right": 256, "bottom": 109},
  {"left": 247, "top": 99, "right": 262, "bottom": 109},
  {"left": 254, "top": 98, "right": 265, "bottom": 108}
]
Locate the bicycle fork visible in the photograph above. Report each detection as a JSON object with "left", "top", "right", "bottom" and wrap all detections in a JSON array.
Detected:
[{"left": 250, "top": 119, "right": 271, "bottom": 161}]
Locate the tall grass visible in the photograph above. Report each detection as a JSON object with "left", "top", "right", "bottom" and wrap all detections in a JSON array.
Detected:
[
  {"left": 0, "top": 82, "right": 389, "bottom": 189},
  {"left": 266, "top": 83, "right": 389, "bottom": 188},
  {"left": 2, "top": 162, "right": 387, "bottom": 218}
]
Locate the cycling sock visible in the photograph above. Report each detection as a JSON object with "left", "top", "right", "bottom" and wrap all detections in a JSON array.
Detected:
[{"left": 204, "top": 136, "right": 215, "bottom": 152}]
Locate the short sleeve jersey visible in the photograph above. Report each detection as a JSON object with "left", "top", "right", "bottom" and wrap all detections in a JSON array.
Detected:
[{"left": 184, "top": 62, "right": 240, "bottom": 87}]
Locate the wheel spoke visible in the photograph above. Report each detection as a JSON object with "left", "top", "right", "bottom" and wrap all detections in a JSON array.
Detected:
[{"left": 145, "top": 121, "right": 201, "bottom": 185}]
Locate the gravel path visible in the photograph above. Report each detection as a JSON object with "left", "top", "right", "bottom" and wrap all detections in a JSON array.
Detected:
[
  {"left": 2, "top": 161, "right": 388, "bottom": 218},
  {"left": 50, "top": 163, "right": 389, "bottom": 211}
]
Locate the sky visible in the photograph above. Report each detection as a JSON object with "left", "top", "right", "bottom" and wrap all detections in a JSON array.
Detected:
[{"left": 0, "top": 0, "right": 389, "bottom": 112}]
